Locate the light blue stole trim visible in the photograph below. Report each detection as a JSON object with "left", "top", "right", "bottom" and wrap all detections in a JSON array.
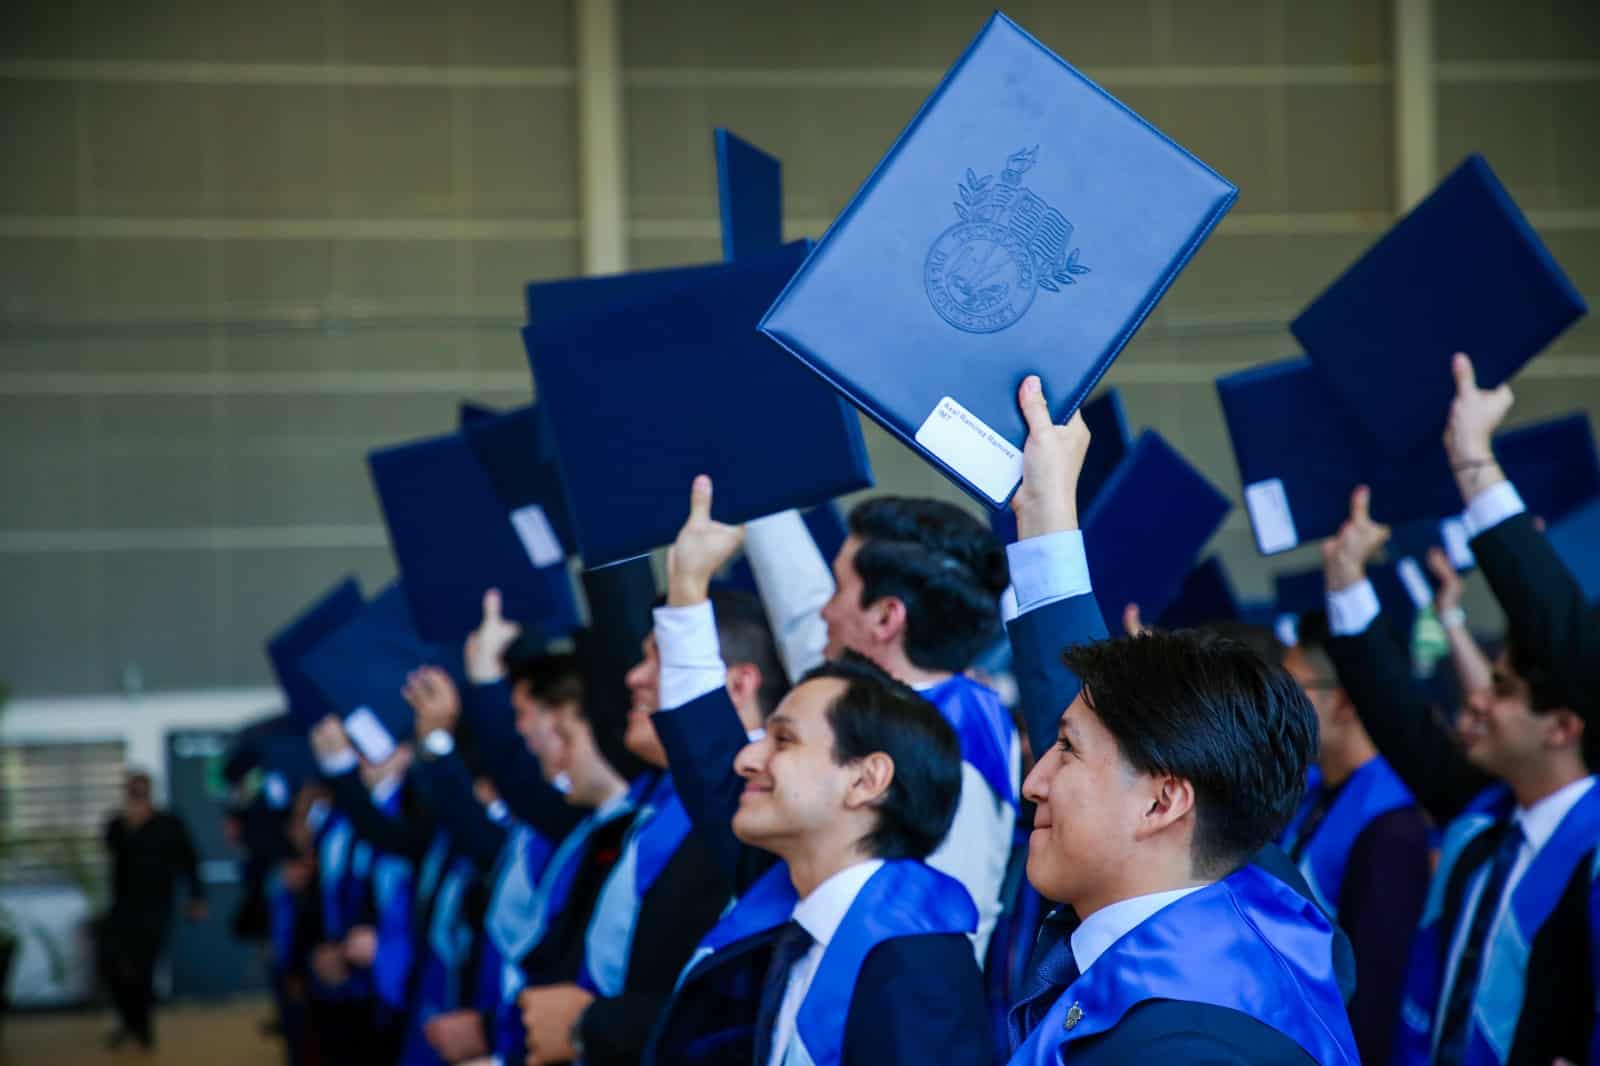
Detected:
[
  {"left": 415, "top": 832, "right": 453, "bottom": 915},
  {"left": 1007, "top": 864, "right": 1359, "bottom": 1066},
  {"left": 1293, "top": 757, "right": 1415, "bottom": 914},
  {"left": 318, "top": 816, "right": 354, "bottom": 935},
  {"left": 485, "top": 825, "right": 554, "bottom": 961},
  {"left": 923, "top": 674, "right": 1018, "bottom": 808},
  {"left": 425, "top": 858, "right": 475, "bottom": 1012},
  {"left": 372, "top": 852, "right": 415, "bottom": 1010},
  {"left": 673, "top": 861, "right": 977, "bottom": 1066},
  {"left": 1399, "top": 779, "right": 1600, "bottom": 1066},
  {"left": 582, "top": 773, "right": 692, "bottom": 997}
]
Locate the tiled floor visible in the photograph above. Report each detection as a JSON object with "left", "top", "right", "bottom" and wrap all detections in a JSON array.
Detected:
[{"left": 0, "top": 999, "right": 285, "bottom": 1066}]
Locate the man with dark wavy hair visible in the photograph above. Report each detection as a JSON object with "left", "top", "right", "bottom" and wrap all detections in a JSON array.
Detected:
[{"left": 741, "top": 484, "right": 1017, "bottom": 955}]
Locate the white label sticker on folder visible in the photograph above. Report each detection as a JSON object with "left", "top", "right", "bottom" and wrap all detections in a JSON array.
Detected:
[
  {"left": 344, "top": 706, "right": 396, "bottom": 765},
  {"left": 1244, "top": 479, "right": 1299, "bottom": 554},
  {"left": 1440, "top": 516, "right": 1476, "bottom": 570},
  {"left": 914, "top": 396, "right": 1023, "bottom": 505},
  {"left": 510, "top": 505, "right": 564, "bottom": 568},
  {"left": 1397, "top": 556, "right": 1432, "bottom": 609}
]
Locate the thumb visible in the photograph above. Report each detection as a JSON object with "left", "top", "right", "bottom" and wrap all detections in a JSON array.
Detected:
[
  {"left": 688, "top": 474, "right": 714, "bottom": 523},
  {"left": 1451, "top": 352, "right": 1476, "bottom": 395},
  {"left": 482, "top": 588, "right": 502, "bottom": 625},
  {"left": 1349, "top": 485, "right": 1372, "bottom": 525},
  {"left": 1017, "top": 375, "right": 1053, "bottom": 438},
  {"left": 1122, "top": 602, "right": 1144, "bottom": 637}
]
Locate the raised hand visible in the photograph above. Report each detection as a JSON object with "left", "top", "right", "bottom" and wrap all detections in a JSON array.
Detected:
[
  {"left": 1322, "top": 486, "right": 1390, "bottom": 592},
  {"left": 464, "top": 588, "right": 523, "bottom": 684},
  {"left": 1426, "top": 547, "right": 1464, "bottom": 617},
  {"left": 666, "top": 474, "right": 746, "bottom": 607},
  {"left": 1010, "top": 375, "right": 1091, "bottom": 540},
  {"left": 1122, "top": 603, "right": 1148, "bottom": 637},
  {"left": 342, "top": 925, "right": 378, "bottom": 968},
  {"left": 404, "top": 666, "right": 462, "bottom": 737},
  {"left": 1444, "top": 353, "right": 1512, "bottom": 500},
  {"left": 309, "top": 714, "right": 353, "bottom": 764}
]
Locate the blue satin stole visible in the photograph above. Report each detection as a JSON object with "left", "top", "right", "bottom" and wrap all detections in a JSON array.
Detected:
[
  {"left": 1396, "top": 778, "right": 1600, "bottom": 1066},
  {"left": 923, "top": 674, "right": 1018, "bottom": 808},
  {"left": 677, "top": 860, "right": 978, "bottom": 1066},
  {"left": 1281, "top": 756, "right": 1415, "bottom": 915},
  {"left": 1007, "top": 863, "right": 1359, "bottom": 1066},
  {"left": 581, "top": 772, "right": 694, "bottom": 997}
]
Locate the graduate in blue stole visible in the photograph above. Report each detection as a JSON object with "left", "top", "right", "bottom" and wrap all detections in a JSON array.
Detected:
[
  {"left": 1279, "top": 611, "right": 1432, "bottom": 1062},
  {"left": 517, "top": 587, "right": 795, "bottom": 1064},
  {"left": 1000, "top": 378, "right": 1357, "bottom": 1065},
  {"left": 1320, "top": 459, "right": 1600, "bottom": 1065},
  {"left": 626, "top": 475, "right": 991, "bottom": 1064},
  {"left": 737, "top": 490, "right": 1020, "bottom": 959}
]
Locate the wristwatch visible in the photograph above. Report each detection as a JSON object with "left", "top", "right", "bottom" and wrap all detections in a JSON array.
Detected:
[{"left": 421, "top": 729, "right": 455, "bottom": 759}]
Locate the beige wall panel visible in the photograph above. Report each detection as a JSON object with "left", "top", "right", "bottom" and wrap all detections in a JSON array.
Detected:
[
  {"left": 1283, "top": 0, "right": 1391, "bottom": 65},
  {"left": 1284, "top": 84, "right": 1394, "bottom": 214},
  {"left": 215, "top": 85, "right": 339, "bottom": 219},
  {"left": 469, "top": 89, "right": 581, "bottom": 219},
  {"left": 0, "top": 80, "right": 81, "bottom": 215}
]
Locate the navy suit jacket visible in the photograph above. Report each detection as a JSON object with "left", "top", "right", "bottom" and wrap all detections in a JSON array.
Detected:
[
  {"left": 1004, "top": 591, "right": 1356, "bottom": 1062},
  {"left": 649, "top": 682, "right": 989, "bottom": 1063},
  {"left": 647, "top": 923, "right": 990, "bottom": 1066}
]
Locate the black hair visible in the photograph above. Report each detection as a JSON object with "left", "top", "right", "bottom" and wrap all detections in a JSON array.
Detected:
[
  {"left": 1062, "top": 630, "right": 1317, "bottom": 878},
  {"left": 846, "top": 497, "right": 1009, "bottom": 673},
  {"left": 709, "top": 588, "right": 790, "bottom": 717},
  {"left": 1502, "top": 628, "right": 1593, "bottom": 765},
  {"left": 799, "top": 652, "right": 962, "bottom": 861},
  {"left": 504, "top": 641, "right": 585, "bottom": 710}
]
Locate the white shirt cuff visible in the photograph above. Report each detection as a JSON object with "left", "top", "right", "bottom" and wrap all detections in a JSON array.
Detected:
[
  {"left": 1326, "top": 579, "right": 1381, "bottom": 637},
  {"left": 317, "top": 749, "right": 358, "bottom": 777},
  {"left": 652, "top": 601, "right": 728, "bottom": 709},
  {"left": 422, "top": 729, "right": 454, "bottom": 757},
  {"left": 744, "top": 509, "right": 833, "bottom": 682},
  {"left": 1462, "top": 481, "right": 1526, "bottom": 539},
  {"left": 1005, "top": 531, "right": 1092, "bottom": 616}
]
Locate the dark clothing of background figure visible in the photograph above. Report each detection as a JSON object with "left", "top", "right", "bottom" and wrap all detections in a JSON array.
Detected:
[{"left": 102, "top": 810, "right": 203, "bottom": 1042}]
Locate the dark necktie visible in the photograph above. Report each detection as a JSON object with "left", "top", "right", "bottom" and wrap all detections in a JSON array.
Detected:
[
  {"left": 752, "top": 920, "right": 815, "bottom": 1066},
  {"left": 1435, "top": 820, "right": 1525, "bottom": 1065},
  {"left": 1006, "top": 936, "right": 1081, "bottom": 1049}
]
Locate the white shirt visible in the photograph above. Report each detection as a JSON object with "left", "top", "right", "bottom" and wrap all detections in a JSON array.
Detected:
[
  {"left": 1070, "top": 885, "right": 1206, "bottom": 975},
  {"left": 1327, "top": 483, "right": 1526, "bottom": 639},
  {"left": 768, "top": 859, "right": 884, "bottom": 1066},
  {"left": 1435, "top": 775, "right": 1597, "bottom": 1044}
]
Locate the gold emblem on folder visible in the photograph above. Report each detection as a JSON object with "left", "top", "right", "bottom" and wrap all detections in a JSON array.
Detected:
[{"left": 1064, "top": 1003, "right": 1083, "bottom": 1031}]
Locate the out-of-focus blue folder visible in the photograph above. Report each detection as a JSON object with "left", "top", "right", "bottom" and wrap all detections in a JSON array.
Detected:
[
  {"left": 1548, "top": 497, "right": 1600, "bottom": 605},
  {"left": 716, "top": 128, "right": 783, "bottom": 261},
  {"left": 458, "top": 404, "right": 578, "bottom": 559},
  {"left": 1292, "top": 154, "right": 1586, "bottom": 457},
  {"left": 266, "top": 577, "right": 364, "bottom": 726},
  {"left": 1157, "top": 555, "right": 1241, "bottom": 629},
  {"left": 524, "top": 241, "right": 874, "bottom": 567}
]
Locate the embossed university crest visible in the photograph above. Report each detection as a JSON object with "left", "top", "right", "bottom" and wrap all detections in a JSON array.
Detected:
[{"left": 924, "top": 147, "right": 1090, "bottom": 333}]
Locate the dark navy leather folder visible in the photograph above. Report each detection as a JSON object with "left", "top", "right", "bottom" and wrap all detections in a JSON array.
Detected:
[
  {"left": 1292, "top": 154, "right": 1586, "bottom": 458},
  {"left": 1084, "top": 431, "right": 1231, "bottom": 632},
  {"left": 1157, "top": 555, "right": 1241, "bottom": 629},
  {"left": 266, "top": 577, "right": 364, "bottom": 726},
  {"left": 368, "top": 429, "right": 579, "bottom": 644},
  {"left": 524, "top": 241, "right": 874, "bottom": 567},
  {"left": 716, "top": 128, "right": 783, "bottom": 261},
  {"left": 759, "top": 12, "right": 1236, "bottom": 508},
  {"left": 1548, "top": 497, "right": 1600, "bottom": 604},
  {"left": 459, "top": 404, "right": 578, "bottom": 559},
  {"left": 300, "top": 583, "right": 435, "bottom": 762},
  {"left": 1219, "top": 357, "right": 1597, "bottom": 554}
]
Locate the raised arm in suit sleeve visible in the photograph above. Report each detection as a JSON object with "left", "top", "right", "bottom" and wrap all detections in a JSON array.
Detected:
[
  {"left": 458, "top": 679, "right": 583, "bottom": 840},
  {"left": 1470, "top": 506, "right": 1600, "bottom": 719},
  {"left": 649, "top": 600, "right": 753, "bottom": 885},
  {"left": 1323, "top": 581, "right": 1493, "bottom": 825},
  {"left": 409, "top": 752, "right": 509, "bottom": 873},
  {"left": 743, "top": 509, "right": 833, "bottom": 683},
  {"left": 1002, "top": 530, "right": 1107, "bottom": 761},
  {"left": 324, "top": 767, "right": 433, "bottom": 862}
]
